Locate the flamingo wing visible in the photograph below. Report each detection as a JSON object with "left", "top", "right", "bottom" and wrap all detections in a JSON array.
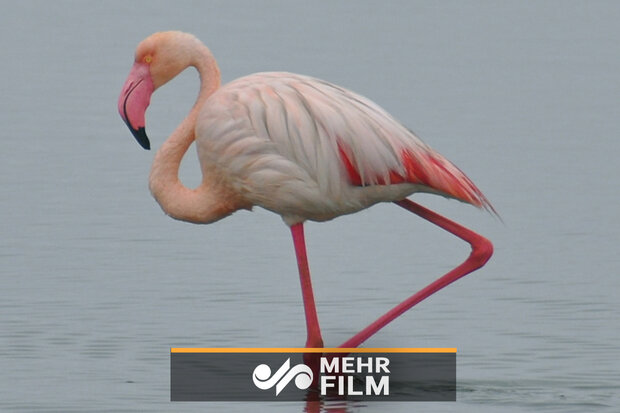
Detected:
[{"left": 196, "top": 72, "right": 493, "bottom": 220}]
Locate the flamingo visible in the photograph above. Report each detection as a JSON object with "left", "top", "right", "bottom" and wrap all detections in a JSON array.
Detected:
[{"left": 118, "top": 31, "right": 494, "bottom": 353}]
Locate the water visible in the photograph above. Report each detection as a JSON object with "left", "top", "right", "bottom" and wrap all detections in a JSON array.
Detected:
[{"left": 1, "top": 1, "right": 619, "bottom": 411}]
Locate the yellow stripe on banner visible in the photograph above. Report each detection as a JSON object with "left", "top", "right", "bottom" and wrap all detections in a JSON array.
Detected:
[{"left": 170, "top": 347, "right": 456, "bottom": 353}]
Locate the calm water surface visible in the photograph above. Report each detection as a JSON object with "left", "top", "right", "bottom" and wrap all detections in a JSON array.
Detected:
[{"left": 1, "top": 1, "right": 619, "bottom": 412}]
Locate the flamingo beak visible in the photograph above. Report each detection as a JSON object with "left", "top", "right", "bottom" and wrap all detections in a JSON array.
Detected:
[{"left": 118, "top": 62, "right": 154, "bottom": 150}]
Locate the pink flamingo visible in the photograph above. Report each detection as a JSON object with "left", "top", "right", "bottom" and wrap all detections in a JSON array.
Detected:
[{"left": 118, "top": 31, "right": 494, "bottom": 352}]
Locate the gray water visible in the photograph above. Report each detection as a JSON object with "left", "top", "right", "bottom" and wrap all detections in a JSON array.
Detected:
[{"left": 1, "top": 1, "right": 619, "bottom": 412}]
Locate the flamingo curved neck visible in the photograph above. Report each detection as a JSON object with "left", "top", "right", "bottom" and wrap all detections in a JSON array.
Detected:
[{"left": 148, "top": 47, "right": 236, "bottom": 224}]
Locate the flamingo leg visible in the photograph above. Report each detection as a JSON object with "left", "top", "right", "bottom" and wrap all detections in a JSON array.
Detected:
[
  {"left": 291, "top": 223, "right": 324, "bottom": 385},
  {"left": 338, "top": 199, "right": 493, "bottom": 349},
  {"left": 291, "top": 223, "right": 324, "bottom": 349}
]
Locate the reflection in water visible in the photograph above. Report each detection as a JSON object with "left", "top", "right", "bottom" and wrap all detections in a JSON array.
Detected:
[{"left": 304, "top": 396, "right": 366, "bottom": 413}]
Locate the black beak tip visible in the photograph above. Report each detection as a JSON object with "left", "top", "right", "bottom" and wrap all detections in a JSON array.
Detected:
[{"left": 131, "top": 127, "right": 151, "bottom": 150}]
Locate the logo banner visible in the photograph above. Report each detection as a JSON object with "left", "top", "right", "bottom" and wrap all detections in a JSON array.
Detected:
[{"left": 171, "top": 348, "right": 456, "bottom": 402}]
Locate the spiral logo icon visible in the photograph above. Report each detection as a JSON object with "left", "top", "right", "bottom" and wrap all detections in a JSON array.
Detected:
[{"left": 252, "top": 358, "right": 313, "bottom": 395}]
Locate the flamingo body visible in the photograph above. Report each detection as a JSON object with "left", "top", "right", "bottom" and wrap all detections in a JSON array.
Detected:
[{"left": 196, "top": 72, "right": 491, "bottom": 224}]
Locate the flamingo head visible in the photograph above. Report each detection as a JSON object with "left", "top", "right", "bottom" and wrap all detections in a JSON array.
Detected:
[{"left": 118, "top": 31, "right": 203, "bottom": 150}]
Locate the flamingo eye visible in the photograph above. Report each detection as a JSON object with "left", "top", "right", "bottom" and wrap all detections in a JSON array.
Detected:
[{"left": 144, "top": 55, "right": 153, "bottom": 64}]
